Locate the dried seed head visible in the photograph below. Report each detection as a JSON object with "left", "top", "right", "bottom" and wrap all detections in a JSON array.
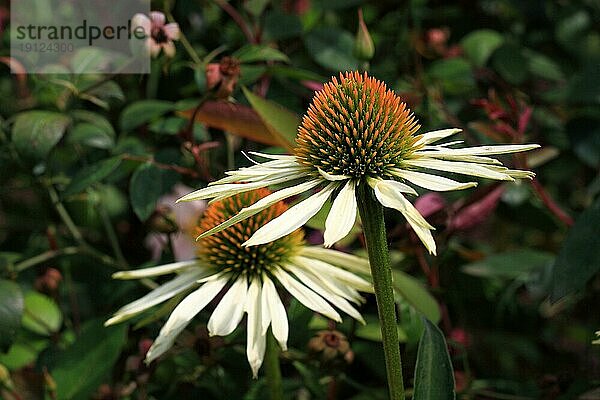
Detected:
[
  {"left": 195, "top": 189, "right": 304, "bottom": 276},
  {"left": 295, "top": 71, "right": 421, "bottom": 178}
]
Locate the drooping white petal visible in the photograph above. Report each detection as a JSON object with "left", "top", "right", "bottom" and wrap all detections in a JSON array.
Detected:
[
  {"left": 273, "top": 268, "right": 341, "bottom": 322},
  {"left": 112, "top": 260, "right": 198, "bottom": 279},
  {"left": 262, "top": 275, "right": 288, "bottom": 351},
  {"left": 414, "top": 128, "right": 462, "bottom": 146},
  {"left": 300, "top": 246, "right": 370, "bottom": 274},
  {"left": 286, "top": 265, "right": 365, "bottom": 323},
  {"left": 244, "top": 183, "right": 338, "bottom": 247},
  {"left": 146, "top": 276, "right": 228, "bottom": 363},
  {"left": 177, "top": 171, "right": 307, "bottom": 203},
  {"left": 390, "top": 168, "right": 477, "bottom": 191},
  {"left": 197, "top": 179, "right": 322, "bottom": 240},
  {"left": 324, "top": 180, "right": 357, "bottom": 247},
  {"left": 318, "top": 168, "right": 351, "bottom": 181},
  {"left": 105, "top": 269, "right": 206, "bottom": 326},
  {"left": 373, "top": 180, "right": 437, "bottom": 255},
  {"left": 207, "top": 276, "right": 248, "bottom": 336},
  {"left": 404, "top": 158, "right": 514, "bottom": 181},
  {"left": 366, "top": 177, "right": 418, "bottom": 196},
  {"left": 289, "top": 259, "right": 365, "bottom": 302},
  {"left": 292, "top": 256, "right": 373, "bottom": 293},
  {"left": 246, "top": 278, "right": 266, "bottom": 378},
  {"left": 259, "top": 279, "right": 272, "bottom": 336}
]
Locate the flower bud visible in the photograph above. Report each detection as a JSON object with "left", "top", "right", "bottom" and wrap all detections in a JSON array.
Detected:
[
  {"left": 308, "top": 330, "right": 354, "bottom": 369},
  {"left": 354, "top": 9, "right": 375, "bottom": 61}
]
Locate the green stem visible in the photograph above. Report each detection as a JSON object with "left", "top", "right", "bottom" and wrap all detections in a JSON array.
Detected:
[
  {"left": 97, "top": 202, "right": 128, "bottom": 268},
  {"left": 47, "top": 186, "right": 85, "bottom": 246},
  {"left": 265, "top": 329, "right": 283, "bottom": 400},
  {"left": 357, "top": 183, "right": 405, "bottom": 400}
]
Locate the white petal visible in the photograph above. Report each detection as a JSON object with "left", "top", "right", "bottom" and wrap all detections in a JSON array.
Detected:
[
  {"left": 366, "top": 177, "right": 418, "bottom": 196},
  {"left": 286, "top": 265, "right": 364, "bottom": 323},
  {"left": 390, "top": 169, "right": 477, "bottom": 191},
  {"left": 273, "top": 268, "right": 341, "bottom": 322},
  {"left": 207, "top": 276, "right": 247, "bottom": 336},
  {"left": 324, "top": 180, "right": 357, "bottom": 247},
  {"left": 292, "top": 256, "right": 373, "bottom": 293},
  {"left": 318, "top": 168, "right": 351, "bottom": 181},
  {"left": 414, "top": 128, "right": 462, "bottom": 146},
  {"left": 246, "top": 278, "right": 266, "bottom": 378},
  {"left": 244, "top": 183, "right": 338, "bottom": 247},
  {"left": 300, "top": 246, "right": 370, "bottom": 274},
  {"left": 146, "top": 276, "right": 228, "bottom": 363},
  {"left": 247, "top": 151, "right": 298, "bottom": 161},
  {"left": 262, "top": 276, "right": 288, "bottom": 351},
  {"left": 112, "top": 260, "right": 198, "bottom": 279},
  {"left": 260, "top": 279, "right": 272, "bottom": 336},
  {"left": 105, "top": 269, "right": 205, "bottom": 326},
  {"left": 425, "top": 143, "right": 540, "bottom": 157},
  {"left": 197, "top": 179, "right": 322, "bottom": 239},
  {"left": 290, "top": 260, "right": 365, "bottom": 302},
  {"left": 373, "top": 181, "right": 437, "bottom": 255},
  {"left": 404, "top": 158, "right": 514, "bottom": 181}
]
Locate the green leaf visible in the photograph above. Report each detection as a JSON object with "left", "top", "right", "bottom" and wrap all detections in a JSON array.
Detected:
[
  {"left": 120, "top": 100, "right": 175, "bottom": 131},
  {"left": 354, "top": 316, "right": 408, "bottom": 343},
  {"left": 22, "top": 291, "right": 62, "bottom": 336},
  {"left": 51, "top": 320, "right": 127, "bottom": 400},
  {"left": 551, "top": 198, "right": 600, "bottom": 302},
  {"left": 304, "top": 28, "right": 359, "bottom": 71},
  {"left": 12, "top": 111, "right": 71, "bottom": 160},
  {"left": 0, "top": 280, "right": 24, "bottom": 352},
  {"left": 393, "top": 270, "right": 441, "bottom": 323},
  {"left": 68, "top": 123, "right": 115, "bottom": 149},
  {"left": 62, "top": 157, "right": 122, "bottom": 197},
  {"left": 413, "top": 318, "right": 455, "bottom": 400},
  {"left": 492, "top": 44, "right": 527, "bottom": 85},
  {"left": 461, "top": 249, "right": 554, "bottom": 280},
  {"left": 233, "top": 44, "right": 290, "bottom": 64},
  {"left": 130, "top": 162, "right": 179, "bottom": 221},
  {"left": 523, "top": 49, "right": 564, "bottom": 81},
  {"left": 461, "top": 29, "right": 504, "bottom": 67},
  {"left": 242, "top": 86, "right": 299, "bottom": 147},
  {"left": 244, "top": 0, "right": 270, "bottom": 17}
]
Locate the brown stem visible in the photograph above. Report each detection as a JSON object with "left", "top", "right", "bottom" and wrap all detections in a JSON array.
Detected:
[
  {"left": 530, "top": 178, "right": 574, "bottom": 226},
  {"left": 214, "top": 0, "right": 255, "bottom": 43}
]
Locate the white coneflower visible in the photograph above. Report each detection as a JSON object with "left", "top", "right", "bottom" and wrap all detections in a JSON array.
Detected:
[
  {"left": 106, "top": 189, "right": 371, "bottom": 377},
  {"left": 178, "top": 71, "right": 539, "bottom": 255},
  {"left": 132, "top": 11, "right": 180, "bottom": 58}
]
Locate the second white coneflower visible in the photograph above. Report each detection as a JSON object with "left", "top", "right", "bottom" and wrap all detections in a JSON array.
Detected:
[{"left": 106, "top": 189, "right": 371, "bottom": 378}]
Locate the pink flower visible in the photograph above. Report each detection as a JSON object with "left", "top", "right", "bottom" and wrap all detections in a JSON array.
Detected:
[{"left": 132, "top": 11, "right": 180, "bottom": 58}]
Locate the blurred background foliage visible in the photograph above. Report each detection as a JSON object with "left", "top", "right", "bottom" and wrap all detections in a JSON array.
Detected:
[{"left": 0, "top": 0, "right": 599, "bottom": 399}]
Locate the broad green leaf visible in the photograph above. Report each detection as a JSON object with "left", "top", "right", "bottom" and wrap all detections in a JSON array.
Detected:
[
  {"left": 461, "top": 249, "right": 554, "bottom": 280},
  {"left": 62, "top": 157, "right": 122, "bottom": 197},
  {"left": 233, "top": 44, "right": 290, "bottom": 64},
  {"left": 12, "top": 111, "right": 71, "bottom": 160},
  {"left": 67, "top": 123, "right": 115, "bottom": 149},
  {"left": 393, "top": 270, "right": 441, "bottom": 323},
  {"left": 492, "top": 44, "right": 527, "bottom": 85},
  {"left": 242, "top": 86, "right": 299, "bottom": 148},
  {"left": 120, "top": 100, "right": 175, "bottom": 131},
  {"left": 461, "top": 29, "right": 504, "bottom": 67},
  {"left": 130, "top": 162, "right": 179, "bottom": 221},
  {"left": 0, "top": 280, "right": 24, "bottom": 352},
  {"left": 0, "top": 336, "right": 48, "bottom": 369},
  {"left": 244, "top": 0, "right": 270, "bottom": 17},
  {"left": 427, "top": 58, "right": 475, "bottom": 95},
  {"left": 523, "top": 49, "right": 564, "bottom": 81},
  {"left": 304, "top": 28, "right": 359, "bottom": 71},
  {"left": 551, "top": 198, "right": 600, "bottom": 302},
  {"left": 413, "top": 318, "right": 455, "bottom": 400},
  {"left": 22, "top": 291, "right": 62, "bottom": 336},
  {"left": 51, "top": 320, "right": 127, "bottom": 400}
]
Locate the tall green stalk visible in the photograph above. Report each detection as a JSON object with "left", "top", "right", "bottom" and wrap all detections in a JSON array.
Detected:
[
  {"left": 357, "top": 183, "right": 405, "bottom": 400},
  {"left": 265, "top": 328, "right": 283, "bottom": 400}
]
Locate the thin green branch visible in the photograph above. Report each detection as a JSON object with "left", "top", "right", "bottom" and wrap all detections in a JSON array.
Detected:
[{"left": 265, "top": 328, "right": 284, "bottom": 400}]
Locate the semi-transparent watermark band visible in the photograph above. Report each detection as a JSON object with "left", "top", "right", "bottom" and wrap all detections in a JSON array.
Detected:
[{"left": 11, "top": 0, "right": 150, "bottom": 74}]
